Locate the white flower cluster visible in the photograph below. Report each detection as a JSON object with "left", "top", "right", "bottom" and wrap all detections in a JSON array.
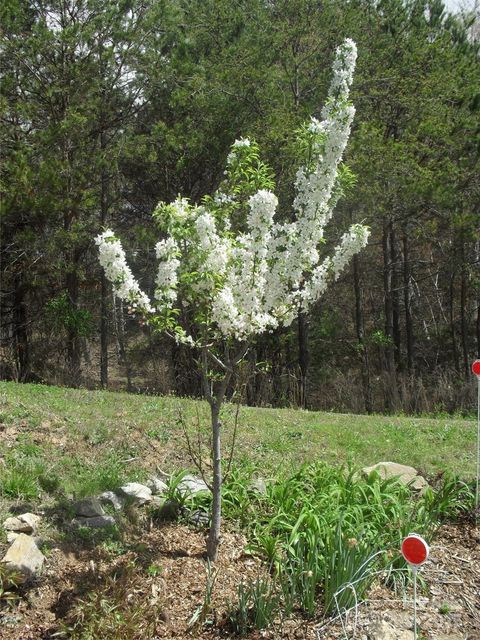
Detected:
[
  {"left": 154, "top": 237, "right": 179, "bottom": 308},
  {"left": 96, "top": 40, "right": 370, "bottom": 344},
  {"left": 95, "top": 230, "right": 154, "bottom": 314}
]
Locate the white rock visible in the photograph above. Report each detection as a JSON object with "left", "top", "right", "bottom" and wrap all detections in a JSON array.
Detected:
[
  {"left": 147, "top": 477, "right": 168, "bottom": 495},
  {"left": 2, "top": 533, "right": 45, "bottom": 578},
  {"left": 98, "top": 490, "right": 125, "bottom": 511},
  {"left": 72, "top": 515, "right": 116, "bottom": 529},
  {"left": 118, "top": 482, "right": 152, "bottom": 504},
  {"left": 73, "top": 497, "right": 105, "bottom": 517},
  {"left": 370, "top": 620, "right": 413, "bottom": 640},
  {"left": 3, "top": 517, "right": 33, "bottom": 534},
  {"left": 177, "top": 474, "right": 209, "bottom": 496},
  {"left": 361, "top": 461, "right": 428, "bottom": 491}
]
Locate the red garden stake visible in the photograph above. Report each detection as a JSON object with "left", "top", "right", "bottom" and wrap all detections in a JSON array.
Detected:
[
  {"left": 472, "top": 360, "right": 480, "bottom": 522},
  {"left": 401, "top": 534, "right": 429, "bottom": 640}
]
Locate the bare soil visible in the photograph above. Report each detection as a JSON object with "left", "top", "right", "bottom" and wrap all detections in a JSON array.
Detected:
[{"left": 1, "top": 519, "right": 478, "bottom": 640}]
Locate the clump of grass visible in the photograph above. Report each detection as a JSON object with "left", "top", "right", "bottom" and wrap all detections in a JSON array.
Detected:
[{"left": 0, "top": 562, "right": 23, "bottom": 607}]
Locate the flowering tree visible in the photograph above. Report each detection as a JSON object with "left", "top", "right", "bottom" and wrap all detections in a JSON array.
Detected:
[{"left": 96, "top": 39, "right": 369, "bottom": 560}]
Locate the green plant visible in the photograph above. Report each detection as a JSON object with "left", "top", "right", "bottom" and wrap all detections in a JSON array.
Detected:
[
  {"left": 0, "top": 562, "right": 23, "bottom": 606},
  {"left": 226, "top": 576, "right": 280, "bottom": 636},
  {"left": 188, "top": 560, "right": 218, "bottom": 630},
  {"left": 146, "top": 564, "right": 162, "bottom": 578},
  {"left": 438, "top": 602, "right": 451, "bottom": 615}
]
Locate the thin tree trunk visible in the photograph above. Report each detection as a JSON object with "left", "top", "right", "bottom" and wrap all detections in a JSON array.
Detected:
[
  {"left": 99, "top": 148, "right": 108, "bottom": 388},
  {"left": 113, "top": 296, "right": 133, "bottom": 392},
  {"left": 207, "top": 398, "right": 222, "bottom": 561},
  {"left": 460, "top": 245, "right": 469, "bottom": 378},
  {"left": 66, "top": 266, "right": 81, "bottom": 386},
  {"left": 390, "top": 222, "right": 401, "bottom": 369},
  {"left": 402, "top": 233, "right": 414, "bottom": 373},
  {"left": 382, "top": 219, "right": 398, "bottom": 411},
  {"left": 449, "top": 271, "right": 460, "bottom": 372},
  {"left": 353, "top": 254, "right": 373, "bottom": 413},
  {"left": 13, "top": 274, "right": 29, "bottom": 381},
  {"left": 298, "top": 312, "right": 310, "bottom": 409}
]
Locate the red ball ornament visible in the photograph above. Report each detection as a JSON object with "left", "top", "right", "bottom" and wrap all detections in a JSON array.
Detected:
[
  {"left": 472, "top": 360, "right": 480, "bottom": 377},
  {"left": 401, "top": 534, "right": 429, "bottom": 567}
]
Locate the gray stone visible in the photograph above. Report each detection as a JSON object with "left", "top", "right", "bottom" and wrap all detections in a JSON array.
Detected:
[
  {"left": 72, "top": 515, "right": 116, "bottom": 529},
  {"left": 177, "top": 474, "right": 209, "bottom": 496},
  {"left": 147, "top": 477, "right": 168, "bottom": 495},
  {"left": 98, "top": 490, "right": 125, "bottom": 511},
  {"left": 249, "top": 478, "right": 267, "bottom": 495},
  {"left": 3, "top": 516, "right": 33, "bottom": 534},
  {"left": 18, "top": 513, "right": 41, "bottom": 532},
  {"left": 118, "top": 482, "right": 152, "bottom": 504},
  {"left": 7, "top": 532, "right": 20, "bottom": 543},
  {"left": 361, "top": 461, "right": 428, "bottom": 491},
  {"left": 188, "top": 509, "right": 209, "bottom": 527},
  {"left": 73, "top": 497, "right": 105, "bottom": 517},
  {"left": 2, "top": 533, "right": 45, "bottom": 578},
  {"left": 370, "top": 620, "right": 413, "bottom": 640}
]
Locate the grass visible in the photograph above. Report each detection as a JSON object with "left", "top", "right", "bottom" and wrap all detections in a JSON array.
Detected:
[
  {"left": 0, "top": 380, "right": 476, "bottom": 638},
  {"left": 0, "top": 381, "right": 476, "bottom": 501}
]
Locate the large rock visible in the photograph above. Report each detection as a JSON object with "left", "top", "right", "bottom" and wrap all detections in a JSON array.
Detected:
[
  {"left": 249, "top": 478, "right": 267, "bottom": 495},
  {"left": 177, "top": 474, "right": 209, "bottom": 496},
  {"left": 361, "top": 462, "right": 428, "bottom": 492},
  {"left": 3, "top": 517, "right": 34, "bottom": 534},
  {"left": 118, "top": 482, "right": 152, "bottom": 505},
  {"left": 73, "top": 497, "right": 105, "bottom": 517},
  {"left": 98, "top": 490, "right": 125, "bottom": 511},
  {"left": 370, "top": 620, "right": 413, "bottom": 640},
  {"left": 147, "top": 477, "right": 169, "bottom": 496},
  {"left": 2, "top": 533, "right": 45, "bottom": 578},
  {"left": 71, "top": 515, "right": 116, "bottom": 529}
]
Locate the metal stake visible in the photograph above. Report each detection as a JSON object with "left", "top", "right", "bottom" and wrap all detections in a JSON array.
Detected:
[{"left": 412, "top": 565, "right": 418, "bottom": 640}]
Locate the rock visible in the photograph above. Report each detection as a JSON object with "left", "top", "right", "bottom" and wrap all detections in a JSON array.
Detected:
[
  {"left": 2, "top": 533, "right": 45, "bottom": 578},
  {"left": 361, "top": 462, "right": 428, "bottom": 491},
  {"left": 7, "top": 532, "right": 20, "bottom": 543},
  {"left": 370, "top": 620, "right": 413, "bottom": 640},
  {"left": 71, "top": 515, "right": 116, "bottom": 529},
  {"left": 3, "top": 517, "right": 34, "bottom": 534},
  {"left": 118, "top": 482, "right": 152, "bottom": 505},
  {"left": 188, "top": 509, "right": 209, "bottom": 527},
  {"left": 156, "top": 499, "right": 180, "bottom": 521},
  {"left": 249, "top": 478, "right": 267, "bottom": 495},
  {"left": 73, "top": 497, "right": 105, "bottom": 517},
  {"left": 18, "top": 513, "right": 41, "bottom": 532},
  {"left": 98, "top": 491, "right": 125, "bottom": 511},
  {"left": 147, "top": 477, "right": 168, "bottom": 496},
  {"left": 177, "top": 474, "right": 209, "bottom": 496}
]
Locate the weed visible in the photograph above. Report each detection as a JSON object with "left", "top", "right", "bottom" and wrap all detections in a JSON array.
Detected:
[
  {"left": 0, "top": 562, "right": 23, "bottom": 606},
  {"left": 188, "top": 560, "right": 218, "bottom": 630},
  {"left": 226, "top": 575, "right": 280, "bottom": 636}
]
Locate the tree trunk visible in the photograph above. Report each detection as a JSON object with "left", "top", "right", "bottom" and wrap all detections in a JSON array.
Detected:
[
  {"left": 460, "top": 245, "right": 469, "bottom": 379},
  {"left": 382, "top": 218, "right": 399, "bottom": 411},
  {"left": 402, "top": 233, "right": 414, "bottom": 373},
  {"left": 13, "top": 274, "right": 30, "bottom": 381},
  {"left": 390, "top": 222, "right": 401, "bottom": 368},
  {"left": 113, "top": 296, "right": 133, "bottom": 392},
  {"left": 298, "top": 312, "right": 310, "bottom": 409},
  {"left": 353, "top": 254, "right": 373, "bottom": 413},
  {"left": 207, "top": 399, "right": 222, "bottom": 561},
  {"left": 449, "top": 271, "right": 460, "bottom": 372},
  {"left": 66, "top": 267, "right": 81, "bottom": 386},
  {"left": 100, "top": 128, "right": 109, "bottom": 389}
]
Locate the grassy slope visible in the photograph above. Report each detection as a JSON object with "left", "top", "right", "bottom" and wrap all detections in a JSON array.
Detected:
[{"left": 0, "top": 381, "right": 476, "bottom": 493}]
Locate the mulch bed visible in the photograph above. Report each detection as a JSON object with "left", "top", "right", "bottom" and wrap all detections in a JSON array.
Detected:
[{"left": 1, "top": 521, "right": 479, "bottom": 639}]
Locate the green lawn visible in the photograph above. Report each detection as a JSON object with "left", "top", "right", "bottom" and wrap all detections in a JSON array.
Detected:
[{"left": 0, "top": 380, "right": 476, "bottom": 505}]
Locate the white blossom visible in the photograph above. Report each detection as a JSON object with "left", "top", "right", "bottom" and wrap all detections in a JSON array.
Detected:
[{"left": 96, "top": 40, "right": 369, "bottom": 344}]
